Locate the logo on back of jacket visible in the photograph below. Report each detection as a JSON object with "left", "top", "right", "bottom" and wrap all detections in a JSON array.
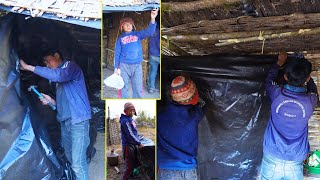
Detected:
[
  {"left": 276, "top": 100, "right": 306, "bottom": 118},
  {"left": 121, "top": 35, "right": 138, "bottom": 45}
]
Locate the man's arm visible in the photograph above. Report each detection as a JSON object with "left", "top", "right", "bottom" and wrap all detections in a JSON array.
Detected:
[
  {"left": 307, "top": 77, "right": 319, "bottom": 108},
  {"left": 307, "top": 77, "right": 318, "bottom": 95},
  {"left": 137, "top": 9, "right": 158, "bottom": 40},
  {"left": 20, "top": 60, "right": 80, "bottom": 82},
  {"left": 265, "top": 64, "right": 281, "bottom": 99},
  {"left": 34, "top": 61, "right": 79, "bottom": 82},
  {"left": 266, "top": 53, "right": 287, "bottom": 100}
]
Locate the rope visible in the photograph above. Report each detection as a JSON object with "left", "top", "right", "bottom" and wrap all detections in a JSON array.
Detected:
[{"left": 258, "top": 31, "right": 265, "bottom": 54}]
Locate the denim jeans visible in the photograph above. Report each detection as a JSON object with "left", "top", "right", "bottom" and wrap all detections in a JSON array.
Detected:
[
  {"left": 260, "top": 153, "right": 303, "bottom": 180},
  {"left": 120, "top": 63, "right": 143, "bottom": 98},
  {"left": 158, "top": 168, "right": 198, "bottom": 180},
  {"left": 61, "top": 119, "right": 90, "bottom": 180},
  {"left": 148, "top": 55, "right": 160, "bottom": 91}
]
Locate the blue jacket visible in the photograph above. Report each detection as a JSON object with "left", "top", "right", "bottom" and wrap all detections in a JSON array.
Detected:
[
  {"left": 114, "top": 22, "right": 156, "bottom": 68},
  {"left": 120, "top": 114, "right": 141, "bottom": 146},
  {"left": 157, "top": 101, "right": 205, "bottom": 166},
  {"left": 34, "top": 61, "right": 91, "bottom": 124},
  {"left": 263, "top": 64, "right": 318, "bottom": 162},
  {"left": 149, "top": 24, "right": 160, "bottom": 57}
]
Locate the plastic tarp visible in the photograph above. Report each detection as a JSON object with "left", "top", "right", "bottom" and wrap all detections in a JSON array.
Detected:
[
  {"left": 139, "top": 136, "right": 155, "bottom": 180},
  {"left": 161, "top": 55, "right": 277, "bottom": 179},
  {"left": 0, "top": 14, "right": 65, "bottom": 179}
]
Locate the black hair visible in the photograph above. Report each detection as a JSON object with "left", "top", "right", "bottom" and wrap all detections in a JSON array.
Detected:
[
  {"left": 41, "top": 49, "right": 64, "bottom": 60},
  {"left": 285, "top": 58, "right": 312, "bottom": 87}
]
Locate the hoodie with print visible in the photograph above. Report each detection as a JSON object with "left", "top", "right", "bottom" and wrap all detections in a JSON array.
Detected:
[{"left": 114, "top": 22, "right": 156, "bottom": 69}]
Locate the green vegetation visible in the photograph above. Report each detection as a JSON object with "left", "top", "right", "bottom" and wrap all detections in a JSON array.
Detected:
[{"left": 136, "top": 110, "right": 155, "bottom": 126}]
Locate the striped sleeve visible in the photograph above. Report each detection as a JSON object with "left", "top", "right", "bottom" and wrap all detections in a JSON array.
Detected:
[{"left": 125, "top": 122, "right": 141, "bottom": 145}]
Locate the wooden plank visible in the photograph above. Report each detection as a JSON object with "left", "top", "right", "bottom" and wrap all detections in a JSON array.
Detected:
[
  {"left": 163, "top": 13, "right": 320, "bottom": 36},
  {"left": 162, "top": 0, "right": 241, "bottom": 12},
  {"left": 166, "top": 35, "right": 320, "bottom": 56},
  {"left": 165, "top": 29, "right": 310, "bottom": 43}
]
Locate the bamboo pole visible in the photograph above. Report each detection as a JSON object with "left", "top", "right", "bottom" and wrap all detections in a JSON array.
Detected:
[
  {"left": 215, "top": 28, "right": 320, "bottom": 46},
  {"left": 165, "top": 29, "right": 301, "bottom": 42}
]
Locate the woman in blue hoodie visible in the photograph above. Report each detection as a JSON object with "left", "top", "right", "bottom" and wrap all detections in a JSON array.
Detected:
[
  {"left": 114, "top": 9, "right": 158, "bottom": 98},
  {"left": 157, "top": 75, "right": 206, "bottom": 180}
]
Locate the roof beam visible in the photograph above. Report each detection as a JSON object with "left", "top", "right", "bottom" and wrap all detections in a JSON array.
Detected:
[
  {"left": 163, "top": 13, "right": 320, "bottom": 36},
  {"left": 162, "top": 0, "right": 241, "bottom": 12}
]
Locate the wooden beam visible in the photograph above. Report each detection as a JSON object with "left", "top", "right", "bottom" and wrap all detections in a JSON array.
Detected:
[
  {"left": 163, "top": 13, "right": 320, "bottom": 36},
  {"left": 161, "top": 37, "right": 190, "bottom": 56},
  {"left": 215, "top": 28, "right": 320, "bottom": 46},
  {"left": 165, "top": 29, "right": 302, "bottom": 42},
  {"left": 162, "top": 0, "right": 241, "bottom": 12},
  {"left": 167, "top": 35, "right": 320, "bottom": 56}
]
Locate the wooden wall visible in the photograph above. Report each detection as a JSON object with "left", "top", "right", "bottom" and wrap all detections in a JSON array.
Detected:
[{"left": 104, "top": 11, "right": 152, "bottom": 83}]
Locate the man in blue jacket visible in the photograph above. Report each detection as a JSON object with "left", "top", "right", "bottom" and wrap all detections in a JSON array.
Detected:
[
  {"left": 20, "top": 50, "right": 91, "bottom": 180},
  {"left": 261, "top": 52, "right": 318, "bottom": 179},
  {"left": 148, "top": 22, "right": 160, "bottom": 94},
  {"left": 120, "top": 102, "right": 144, "bottom": 180},
  {"left": 114, "top": 9, "right": 158, "bottom": 98}
]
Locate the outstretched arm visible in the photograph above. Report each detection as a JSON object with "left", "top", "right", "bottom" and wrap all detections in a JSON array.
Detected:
[
  {"left": 20, "top": 59, "right": 79, "bottom": 82},
  {"left": 137, "top": 9, "right": 158, "bottom": 40},
  {"left": 265, "top": 52, "right": 287, "bottom": 100},
  {"left": 307, "top": 77, "right": 319, "bottom": 108}
]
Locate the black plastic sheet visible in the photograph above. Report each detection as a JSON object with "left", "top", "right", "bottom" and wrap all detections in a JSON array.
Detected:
[
  {"left": 138, "top": 136, "right": 155, "bottom": 180},
  {"left": 0, "top": 14, "right": 64, "bottom": 179},
  {"left": 161, "top": 55, "right": 277, "bottom": 179}
]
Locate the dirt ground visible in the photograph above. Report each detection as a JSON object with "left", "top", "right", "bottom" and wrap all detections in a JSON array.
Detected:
[
  {"left": 106, "top": 127, "right": 155, "bottom": 180},
  {"left": 102, "top": 66, "right": 160, "bottom": 99}
]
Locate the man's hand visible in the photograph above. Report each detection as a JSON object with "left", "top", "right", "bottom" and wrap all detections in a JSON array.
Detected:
[
  {"left": 39, "top": 93, "right": 56, "bottom": 106},
  {"left": 20, "top": 59, "right": 35, "bottom": 72},
  {"left": 150, "top": 9, "right": 158, "bottom": 23},
  {"left": 114, "top": 68, "right": 120, "bottom": 75},
  {"left": 277, "top": 52, "right": 288, "bottom": 66},
  {"left": 138, "top": 144, "right": 144, "bottom": 148}
]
